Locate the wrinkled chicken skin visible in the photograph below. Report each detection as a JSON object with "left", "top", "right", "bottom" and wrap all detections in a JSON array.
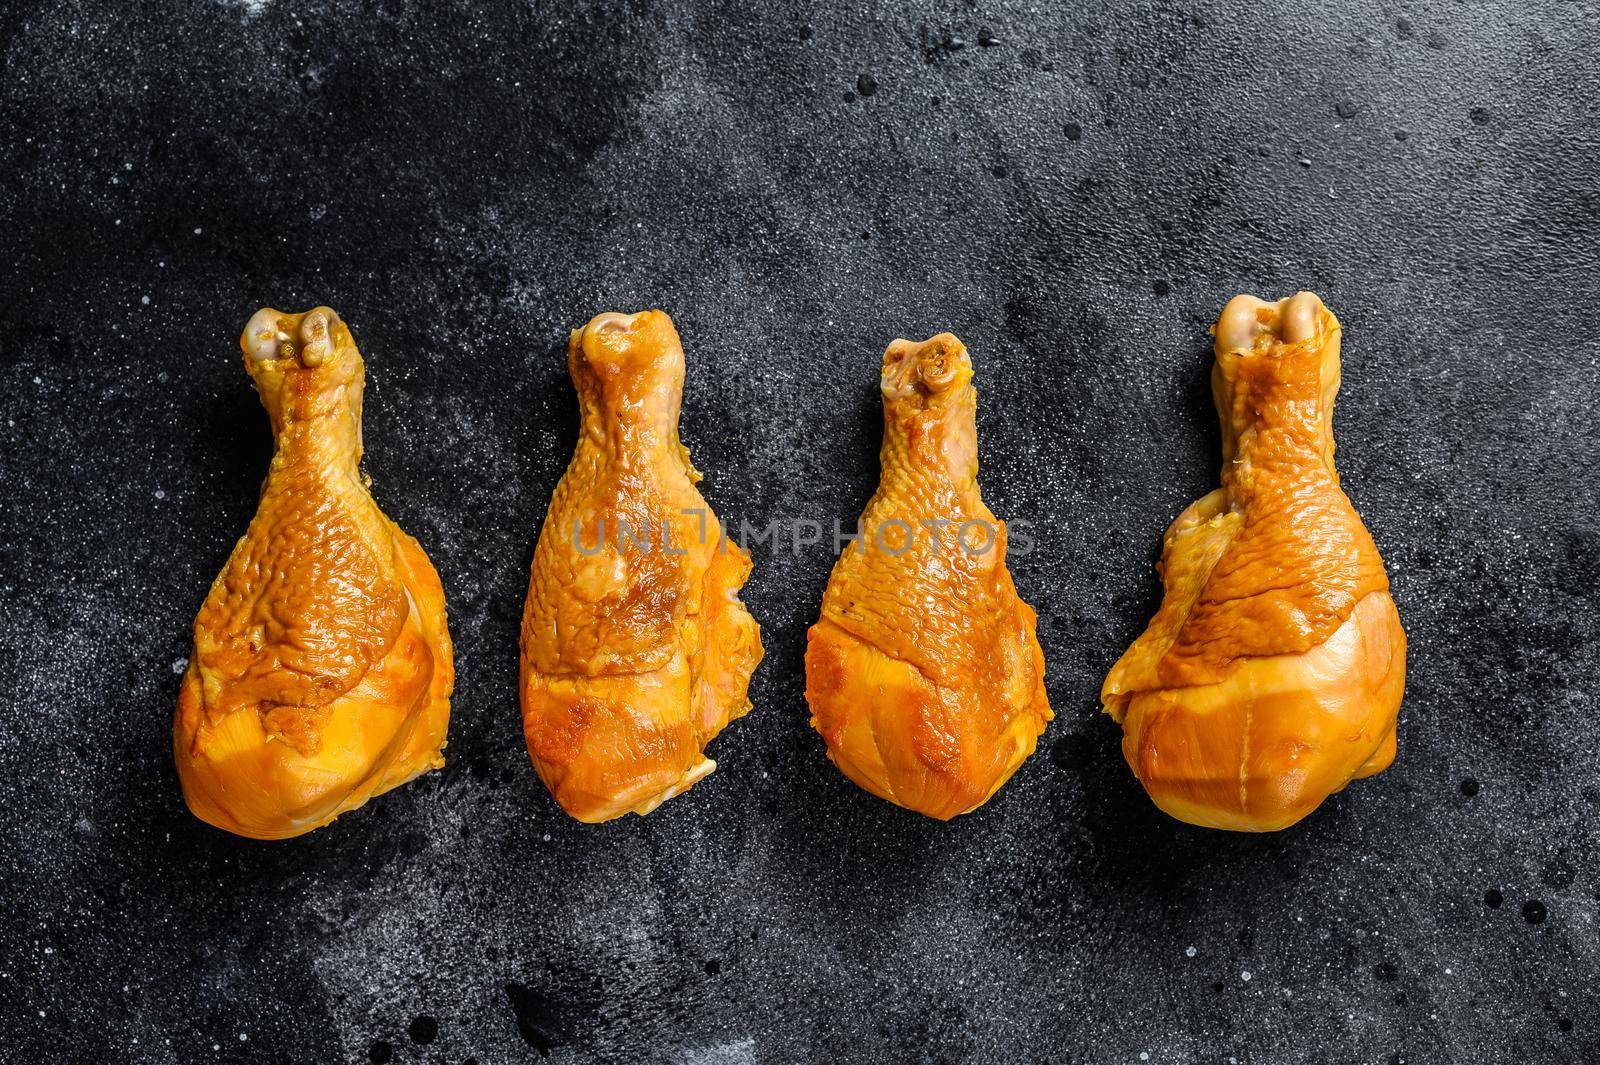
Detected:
[
  {"left": 519, "top": 311, "right": 763, "bottom": 823},
  {"left": 805, "top": 334, "right": 1052, "bottom": 820},
  {"left": 1102, "top": 293, "right": 1406, "bottom": 832},
  {"left": 174, "top": 308, "right": 454, "bottom": 840}
]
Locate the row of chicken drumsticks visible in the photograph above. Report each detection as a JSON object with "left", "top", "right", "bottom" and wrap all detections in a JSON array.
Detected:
[{"left": 174, "top": 295, "right": 1406, "bottom": 839}]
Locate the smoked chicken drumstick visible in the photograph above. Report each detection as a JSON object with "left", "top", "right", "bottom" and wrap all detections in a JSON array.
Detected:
[
  {"left": 175, "top": 307, "right": 454, "bottom": 840},
  {"left": 806, "top": 333, "right": 1052, "bottom": 819},
  {"left": 520, "top": 311, "right": 763, "bottom": 823},
  {"left": 1102, "top": 292, "right": 1406, "bottom": 831}
]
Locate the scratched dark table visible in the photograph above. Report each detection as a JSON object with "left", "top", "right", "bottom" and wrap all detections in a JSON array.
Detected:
[{"left": 2, "top": 1, "right": 1596, "bottom": 1063}]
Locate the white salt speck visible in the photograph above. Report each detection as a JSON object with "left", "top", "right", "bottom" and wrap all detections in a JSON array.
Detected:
[
  {"left": 1240, "top": 971, "right": 1252, "bottom": 981},
  {"left": 33, "top": 376, "right": 41, "bottom": 385},
  {"left": 239, "top": 1033, "right": 249, "bottom": 1042},
  {"left": 1185, "top": 946, "right": 1196, "bottom": 957},
  {"left": 1139, "top": 1054, "right": 1149, "bottom": 1062},
  {"left": 172, "top": 658, "right": 188, "bottom": 674},
  {"left": 193, "top": 227, "right": 203, "bottom": 235},
  {"left": 155, "top": 489, "right": 166, "bottom": 500},
  {"left": 542, "top": 833, "right": 550, "bottom": 842},
  {"left": 43, "top": 947, "right": 53, "bottom": 955},
  {"left": 141, "top": 295, "right": 151, "bottom": 305}
]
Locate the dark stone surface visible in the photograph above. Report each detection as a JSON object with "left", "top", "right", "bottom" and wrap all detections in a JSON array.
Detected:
[{"left": 1, "top": 1, "right": 1596, "bottom": 1062}]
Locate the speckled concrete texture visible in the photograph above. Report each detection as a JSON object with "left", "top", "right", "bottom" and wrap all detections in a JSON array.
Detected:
[{"left": 1, "top": 1, "right": 1596, "bottom": 1062}]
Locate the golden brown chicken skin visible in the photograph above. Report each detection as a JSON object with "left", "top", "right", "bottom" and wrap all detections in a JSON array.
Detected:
[
  {"left": 174, "top": 307, "right": 454, "bottom": 840},
  {"left": 1102, "top": 292, "right": 1406, "bottom": 832},
  {"left": 519, "top": 311, "right": 763, "bottom": 823},
  {"left": 805, "top": 334, "right": 1052, "bottom": 820}
]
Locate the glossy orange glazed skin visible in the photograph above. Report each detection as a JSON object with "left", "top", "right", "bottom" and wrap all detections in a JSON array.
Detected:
[
  {"left": 1102, "top": 293, "right": 1406, "bottom": 832},
  {"left": 805, "top": 334, "right": 1052, "bottom": 820},
  {"left": 174, "top": 308, "right": 454, "bottom": 840},
  {"left": 519, "top": 311, "right": 763, "bottom": 823}
]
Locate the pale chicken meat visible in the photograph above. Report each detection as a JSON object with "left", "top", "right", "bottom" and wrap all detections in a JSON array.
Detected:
[
  {"left": 1102, "top": 292, "right": 1406, "bottom": 832},
  {"left": 519, "top": 311, "right": 763, "bottom": 823},
  {"left": 805, "top": 334, "right": 1052, "bottom": 819},
  {"left": 174, "top": 307, "right": 454, "bottom": 840}
]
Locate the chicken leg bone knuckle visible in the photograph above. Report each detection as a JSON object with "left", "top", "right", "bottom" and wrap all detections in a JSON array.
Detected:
[
  {"left": 1214, "top": 291, "right": 1326, "bottom": 353},
  {"left": 804, "top": 332, "right": 1052, "bottom": 821},
  {"left": 1102, "top": 292, "right": 1406, "bottom": 833},
  {"left": 519, "top": 310, "right": 764, "bottom": 824},
  {"left": 242, "top": 305, "right": 344, "bottom": 368},
  {"left": 881, "top": 333, "right": 975, "bottom": 400},
  {"left": 173, "top": 307, "right": 455, "bottom": 840}
]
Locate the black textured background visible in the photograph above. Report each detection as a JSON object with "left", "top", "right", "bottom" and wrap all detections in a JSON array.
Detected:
[{"left": 2, "top": 1, "right": 1596, "bottom": 1063}]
